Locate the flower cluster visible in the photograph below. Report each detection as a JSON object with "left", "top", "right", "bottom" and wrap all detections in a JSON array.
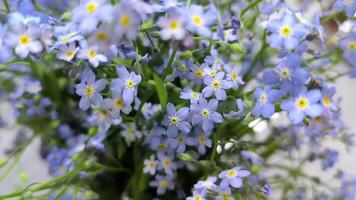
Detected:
[{"left": 0, "top": 0, "right": 355, "bottom": 199}]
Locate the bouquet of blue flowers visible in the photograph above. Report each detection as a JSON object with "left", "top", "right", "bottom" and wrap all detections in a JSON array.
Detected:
[{"left": 1, "top": 0, "right": 356, "bottom": 199}]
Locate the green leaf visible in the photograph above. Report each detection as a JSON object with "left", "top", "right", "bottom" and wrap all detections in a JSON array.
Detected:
[
  {"left": 112, "top": 58, "right": 133, "bottom": 66},
  {"left": 153, "top": 74, "right": 168, "bottom": 111},
  {"left": 141, "top": 19, "right": 155, "bottom": 31},
  {"left": 226, "top": 43, "right": 245, "bottom": 53}
]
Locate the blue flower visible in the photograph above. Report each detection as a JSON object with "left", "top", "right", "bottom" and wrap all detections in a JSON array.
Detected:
[
  {"left": 223, "top": 64, "right": 244, "bottom": 90},
  {"left": 120, "top": 123, "right": 142, "bottom": 145},
  {"left": 114, "top": 6, "right": 141, "bottom": 41},
  {"left": 7, "top": 23, "right": 43, "bottom": 58},
  {"left": 320, "top": 86, "right": 338, "bottom": 111},
  {"left": 333, "top": 0, "right": 356, "bottom": 16},
  {"left": 204, "top": 49, "right": 225, "bottom": 69},
  {"left": 157, "top": 152, "right": 177, "bottom": 175},
  {"left": 110, "top": 66, "right": 141, "bottom": 105},
  {"left": 75, "top": 69, "right": 107, "bottom": 110},
  {"left": 72, "top": 0, "right": 113, "bottom": 33},
  {"left": 253, "top": 86, "right": 281, "bottom": 118},
  {"left": 167, "top": 132, "right": 194, "bottom": 153},
  {"left": 202, "top": 72, "right": 232, "bottom": 100},
  {"left": 321, "top": 148, "right": 338, "bottom": 170},
  {"left": 92, "top": 98, "right": 121, "bottom": 132},
  {"left": 184, "top": 5, "right": 215, "bottom": 37},
  {"left": 149, "top": 174, "right": 175, "bottom": 195},
  {"left": 0, "top": 24, "right": 12, "bottom": 63},
  {"left": 281, "top": 88, "right": 323, "bottom": 124},
  {"left": 157, "top": 8, "right": 185, "bottom": 40},
  {"left": 260, "top": 0, "right": 283, "bottom": 15},
  {"left": 263, "top": 55, "right": 309, "bottom": 95},
  {"left": 180, "top": 88, "right": 202, "bottom": 103},
  {"left": 218, "top": 167, "right": 250, "bottom": 188},
  {"left": 191, "top": 98, "right": 223, "bottom": 133},
  {"left": 77, "top": 41, "right": 108, "bottom": 67},
  {"left": 339, "top": 32, "right": 356, "bottom": 66},
  {"left": 143, "top": 155, "right": 157, "bottom": 175},
  {"left": 261, "top": 184, "right": 272, "bottom": 196},
  {"left": 224, "top": 99, "right": 246, "bottom": 118},
  {"left": 193, "top": 128, "right": 212, "bottom": 155},
  {"left": 266, "top": 9, "right": 310, "bottom": 49},
  {"left": 339, "top": 176, "right": 356, "bottom": 199},
  {"left": 162, "top": 103, "right": 191, "bottom": 137}
]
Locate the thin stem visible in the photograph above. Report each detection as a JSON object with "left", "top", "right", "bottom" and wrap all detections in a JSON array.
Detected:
[
  {"left": 162, "top": 48, "right": 177, "bottom": 79},
  {"left": 0, "top": 137, "right": 35, "bottom": 182}
]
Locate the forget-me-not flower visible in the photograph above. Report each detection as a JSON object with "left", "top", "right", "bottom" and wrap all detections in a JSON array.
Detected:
[
  {"left": 253, "top": 86, "right": 281, "bottom": 118},
  {"left": 281, "top": 88, "right": 323, "bottom": 124},
  {"left": 110, "top": 66, "right": 142, "bottom": 105},
  {"left": 191, "top": 98, "right": 223, "bottom": 133},
  {"left": 75, "top": 69, "right": 107, "bottom": 110},
  {"left": 162, "top": 103, "right": 191, "bottom": 137}
]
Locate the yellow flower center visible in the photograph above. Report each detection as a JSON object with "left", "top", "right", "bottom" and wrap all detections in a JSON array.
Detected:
[
  {"left": 169, "top": 116, "right": 181, "bottom": 126},
  {"left": 192, "top": 15, "right": 202, "bottom": 26},
  {"left": 61, "top": 36, "right": 69, "bottom": 44},
  {"left": 149, "top": 162, "right": 155, "bottom": 168},
  {"left": 19, "top": 34, "right": 31, "bottom": 46},
  {"left": 296, "top": 97, "right": 309, "bottom": 110},
  {"left": 127, "top": 128, "right": 135, "bottom": 135},
  {"left": 169, "top": 20, "right": 179, "bottom": 30},
  {"left": 259, "top": 92, "right": 268, "bottom": 104},
  {"left": 66, "top": 50, "right": 74, "bottom": 58},
  {"left": 279, "top": 68, "right": 290, "bottom": 79},
  {"left": 200, "top": 109, "right": 210, "bottom": 118},
  {"left": 211, "top": 80, "right": 221, "bottom": 90},
  {"left": 194, "top": 195, "right": 202, "bottom": 200},
  {"left": 191, "top": 92, "right": 200, "bottom": 100},
  {"left": 126, "top": 79, "right": 135, "bottom": 89},
  {"left": 99, "top": 109, "right": 110, "bottom": 118},
  {"left": 195, "top": 70, "right": 204, "bottom": 78},
  {"left": 322, "top": 96, "right": 330, "bottom": 107},
  {"left": 114, "top": 98, "right": 124, "bottom": 108},
  {"left": 85, "top": 86, "right": 95, "bottom": 96},
  {"left": 177, "top": 136, "right": 185, "bottom": 143},
  {"left": 348, "top": 42, "right": 356, "bottom": 50},
  {"left": 198, "top": 135, "right": 206, "bottom": 144},
  {"left": 120, "top": 15, "right": 131, "bottom": 27},
  {"left": 209, "top": 70, "right": 217, "bottom": 77},
  {"left": 345, "top": 0, "right": 353, "bottom": 5},
  {"left": 96, "top": 31, "right": 108, "bottom": 41},
  {"left": 181, "top": 64, "right": 187, "bottom": 72},
  {"left": 223, "top": 31, "right": 229, "bottom": 38},
  {"left": 88, "top": 49, "right": 96, "bottom": 58},
  {"left": 163, "top": 159, "right": 172, "bottom": 167},
  {"left": 159, "top": 143, "right": 167, "bottom": 150},
  {"left": 159, "top": 181, "right": 169, "bottom": 188},
  {"left": 314, "top": 116, "right": 323, "bottom": 123},
  {"left": 86, "top": 2, "right": 97, "bottom": 14},
  {"left": 227, "top": 170, "right": 237, "bottom": 178},
  {"left": 231, "top": 72, "right": 238, "bottom": 80},
  {"left": 223, "top": 194, "right": 230, "bottom": 200},
  {"left": 279, "top": 25, "right": 293, "bottom": 37}
]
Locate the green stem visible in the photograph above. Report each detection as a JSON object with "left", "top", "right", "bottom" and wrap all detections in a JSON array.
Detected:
[
  {"left": 2, "top": 0, "right": 9, "bottom": 13},
  {"left": 0, "top": 137, "right": 35, "bottom": 182},
  {"left": 210, "top": 133, "right": 218, "bottom": 162},
  {"left": 240, "top": 0, "right": 262, "bottom": 19},
  {"left": 162, "top": 49, "right": 177, "bottom": 79}
]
